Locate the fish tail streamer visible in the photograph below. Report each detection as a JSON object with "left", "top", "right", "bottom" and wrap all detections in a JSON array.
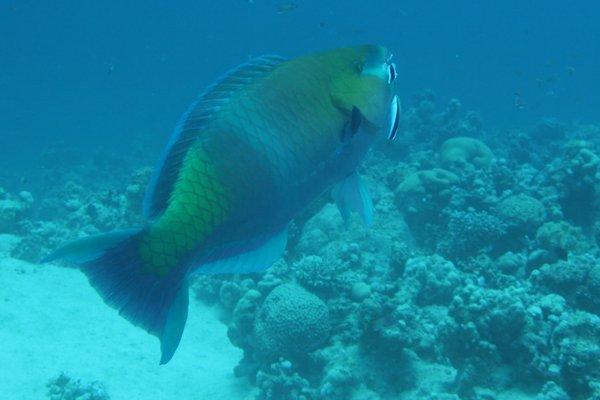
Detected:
[{"left": 42, "top": 228, "right": 189, "bottom": 365}]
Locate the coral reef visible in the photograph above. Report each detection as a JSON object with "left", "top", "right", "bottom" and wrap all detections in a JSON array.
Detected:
[
  {"left": 10, "top": 92, "right": 600, "bottom": 400},
  {"left": 532, "top": 254, "right": 600, "bottom": 315},
  {"left": 183, "top": 103, "right": 600, "bottom": 400},
  {"left": 536, "top": 221, "right": 588, "bottom": 258},
  {"left": 253, "top": 283, "right": 331, "bottom": 361},
  {"left": 440, "top": 137, "right": 494, "bottom": 170},
  {"left": 0, "top": 188, "right": 33, "bottom": 233},
  {"left": 496, "top": 194, "right": 546, "bottom": 232}
]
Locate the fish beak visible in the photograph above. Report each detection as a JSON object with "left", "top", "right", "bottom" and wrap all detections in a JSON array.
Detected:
[{"left": 387, "top": 95, "right": 401, "bottom": 140}]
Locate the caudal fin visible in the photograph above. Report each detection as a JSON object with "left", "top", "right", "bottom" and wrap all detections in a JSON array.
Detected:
[{"left": 43, "top": 229, "right": 189, "bottom": 365}]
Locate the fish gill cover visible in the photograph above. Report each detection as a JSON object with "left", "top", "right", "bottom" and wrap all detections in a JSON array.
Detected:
[{"left": 1, "top": 1, "right": 600, "bottom": 400}]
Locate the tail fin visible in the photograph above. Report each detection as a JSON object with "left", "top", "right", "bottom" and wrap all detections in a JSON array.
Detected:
[{"left": 43, "top": 229, "right": 189, "bottom": 365}]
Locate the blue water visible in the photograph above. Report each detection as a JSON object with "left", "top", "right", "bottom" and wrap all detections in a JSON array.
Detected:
[
  {"left": 2, "top": 1, "right": 599, "bottom": 173},
  {"left": 2, "top": 1, "right": 600, "bottom": 399}
]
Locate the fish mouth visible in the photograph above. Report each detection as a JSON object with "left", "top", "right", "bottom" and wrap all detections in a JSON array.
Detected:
[{"left": 387, "top": 95, "right": 401, "bottom": 140}]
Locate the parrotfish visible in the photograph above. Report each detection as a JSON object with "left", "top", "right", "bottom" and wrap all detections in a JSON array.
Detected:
[{"left": 44, "top": 45, "right": 400, "bottom": 364}]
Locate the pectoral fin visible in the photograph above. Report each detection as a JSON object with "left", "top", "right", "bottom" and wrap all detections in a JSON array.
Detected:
[
  {"left": 332, "top": 172, "right": 374, "bottom": 227},
  {"left": 341, "top": 106, "right": 363, "bottom": 142}
]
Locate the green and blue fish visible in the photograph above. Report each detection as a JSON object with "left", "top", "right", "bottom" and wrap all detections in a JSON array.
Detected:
[{"left": 44, "top": 45, "right": 400, "bottom": 364}]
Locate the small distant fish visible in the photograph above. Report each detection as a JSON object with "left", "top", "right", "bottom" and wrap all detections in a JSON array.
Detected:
[
  {"left": 536, "top": 75, "right": 558, "bottom": 89},
  {"left": 43, "top": 45, "right": 400, "bottom": 364},
  {"left": 514, "top": 92, "right": 525, "bottom": 109},
  {"left": 536, "top": 78, "right": 544, "bottom": 89},
  {"left": 276, "top": 2, "right": 298, "bottom": 14},
  {"left": 566, "top": 66, "right": 575, "bottom": 76}
]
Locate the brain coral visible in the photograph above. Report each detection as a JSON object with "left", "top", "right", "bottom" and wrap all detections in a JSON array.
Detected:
[
  {"left": 253, "top": 283, "right": 331, "bottom": 360},
  {"left": 496, "top": 193, "right": 546, "bottom": 230},
  {"left": 396, "top": 168, "right": 459, "bottom": 204},
  {"left": 440, "top": 137, "right": 494, "bottom": 169}
]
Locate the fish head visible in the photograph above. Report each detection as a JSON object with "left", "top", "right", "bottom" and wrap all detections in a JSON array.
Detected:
[{"left": 327, "top": 45, "right": 400, "bottom": 140}]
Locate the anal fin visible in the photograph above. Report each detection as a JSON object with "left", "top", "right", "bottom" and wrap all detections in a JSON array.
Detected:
[{"left": 197, "top": 229, "right": 288, "bottom": 274}]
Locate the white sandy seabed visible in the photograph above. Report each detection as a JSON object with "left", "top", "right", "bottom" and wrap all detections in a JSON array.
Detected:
[{"left": 0, "top": 246, "right": 254, "bottom": 400}]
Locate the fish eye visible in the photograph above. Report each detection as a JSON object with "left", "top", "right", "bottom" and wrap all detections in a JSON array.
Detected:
[{"left": 387, "top": 63, "right": 397, "bottom": 84}]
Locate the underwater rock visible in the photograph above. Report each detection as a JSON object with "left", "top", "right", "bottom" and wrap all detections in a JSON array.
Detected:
[
  {"left": 495, "top": 193, "right": 546, "bottom": 231},
  {"left": 255, "top": 359, "right": 313, "bottom": 400},
  {"left": 220, "top": 278, "right": 255, "bottom": 311},
  {"left": 257, "top": 259, "right": 291, "bottom": 294},
  {"left": 18, "top": 190, "right": 34, "bottom": 205},
  {"left": 535, "top": 221, "right": 588, "bottom": 258},
  {"left": 0, "top": 193, "right": 30, "bottom": 234},
  {"left": 518, "top": 293, "right": 567, "bottom": 384},
  {"left": 550, "top": 311, "right": 600, "bottom": 397},
  {"left": 496, "top": 251, "right": 526, "bottom": 275},
  {"left": 403, "top": 255, "right": 462, "bottom": 306},
  {"left": 351, "top": 387, "right": 383, "bottom": 400},
  {"left": 358, "top": 287, "right": 448, "bottom": 361},
  {"left": 532, "top": 253, "right": 600, "bottom": 315},
  {"left": 526, "top": 249, "right": 557, "bottom": 275},
  {"left": 594, "top": 221, "right": 600, "bottom": 247},
  {"left": 351, "top": 282, "right": 371, "bottom": 302},
  {"left": 549, "top": 140, "right": 600, "bottom": 228},
  {"left": 564, "top": 140, "right": 600, "bottom": 177},
  {"left": 192, "top": 275, "right": 225, "bottom": 306},
  {"left": 229, "top": 289, "right": 262, "bottom": 351},
  {"left": 318, "top": 359, "right": 358, "bottom": 399},
  {"left": 535, "top": 381, "right": 571, "bottom": 400},
  {"left": 125, "top": 166, "right": 152, "bottom": 215},
  {"left": 388, "top": 241, "right": 415, "bottom": 277},
  {"left": 396, "top": 169, "right": 459, "bottom": 204},
  {"left": 395, "top": 168, "right": 459, "bottom": 244},
  {"left": 442, "top": 283, "right": 530, "bottom": 373},
  {"left": 440, "top": 137, "right": 494, "bottom": 170},
  {"left": 312, "top": 344, "right": 378, "bottom": 399},
  {"left": 421, "top": 395, "right": 461, "bottom": 400},
  {"left": 253, "top": 283, "right": 331, "bottom": 360},
  {"left": 46, "top": 372, "right": 110, "bottom": 400}
]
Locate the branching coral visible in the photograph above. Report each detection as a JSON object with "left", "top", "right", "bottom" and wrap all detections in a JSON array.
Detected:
[{"left": 438, "top": 209, "right": 507, "bottom": 258}]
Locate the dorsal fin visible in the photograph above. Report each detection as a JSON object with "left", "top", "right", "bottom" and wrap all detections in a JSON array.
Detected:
[{"left": 143, "top": 54, "right": 287, "bottom": 219}]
